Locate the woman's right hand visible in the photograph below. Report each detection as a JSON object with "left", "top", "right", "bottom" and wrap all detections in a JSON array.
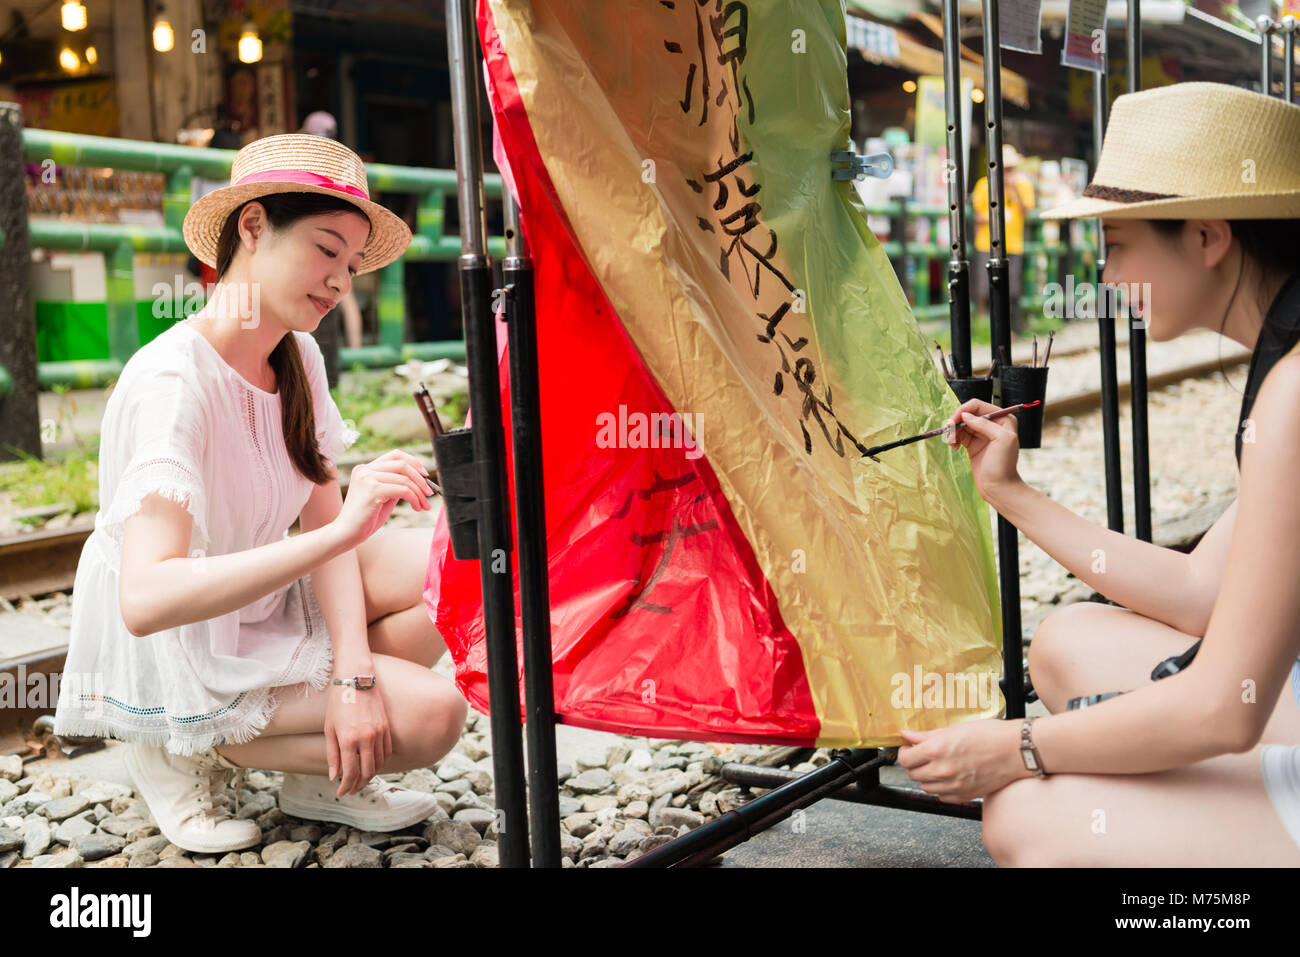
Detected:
[
  {"left": 331, "top": 450, "right": 434, "bottom": 549},
  {"left": 943, "top": 399, "right": 1023, "bottom": 504}
]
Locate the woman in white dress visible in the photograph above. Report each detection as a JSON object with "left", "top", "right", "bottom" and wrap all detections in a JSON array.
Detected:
[
  {"left": 54, "top": 134, "right": 467, "bottom": 855},
  {"left": 894, "top": 82, "right": 1300, "bottom": 865}
]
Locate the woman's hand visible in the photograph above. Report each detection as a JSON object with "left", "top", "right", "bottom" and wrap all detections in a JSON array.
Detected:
[
  {"left": 944, "top": 399, "right": 1023, "bottom": 504},
  {"left": 324, "top": 682, "right": 393, "bottom": 797},
  {"left": 897, "top": 719, "right": 1030, "bottom": 803},
  {"left": 331, "top": 450, "right": 434, "bottom": 550}
]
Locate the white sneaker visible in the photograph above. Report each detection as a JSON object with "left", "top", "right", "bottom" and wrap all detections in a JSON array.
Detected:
[
  {"left": 278, "top": 772, "right": 441, "bottom": 831},
  {"left": 123, "top": 742, "right": 262, "bottom": 854}
]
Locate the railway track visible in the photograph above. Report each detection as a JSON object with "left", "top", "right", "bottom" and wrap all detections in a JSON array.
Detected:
[{"left": 0, "top": 445, "right": 437, "bottom": 603}]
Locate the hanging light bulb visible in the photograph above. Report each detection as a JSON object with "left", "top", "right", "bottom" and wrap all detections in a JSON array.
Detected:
[
  {"left": 238, "top": 21, "right": 262, "bottom": 63},
  {"left": 902, "top": 79, "right": 917, "bottom": 93},
  {"left": 85, "top": 45, "right": 97, "bottom": 65},
  {"left": 153, "top": 6, "right": 174, "bottom": 53},
  {"left": 971, "top": 87, "right": 985, "bottom": 103},
  {"left": 59, "top": 47, "right": 81, "bottom": 72},
  {"left": 61, "top": 1, "right": 87, "bottom": 32}
]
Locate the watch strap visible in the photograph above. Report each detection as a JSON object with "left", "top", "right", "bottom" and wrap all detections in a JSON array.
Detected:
[
  {"left": 331, "top": 674, "right": 376, "bottom": 690},
  {"left": 1020, "top": 717, "right": 1047, "bottom": 777}
]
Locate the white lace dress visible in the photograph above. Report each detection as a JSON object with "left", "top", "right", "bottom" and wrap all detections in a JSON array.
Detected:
[{"left": 52, "top": 320, "right": 360, "bottom": 756}]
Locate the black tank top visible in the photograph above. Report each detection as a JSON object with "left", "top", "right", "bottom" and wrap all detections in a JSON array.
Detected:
[{"left": 1235, "top": 272, "right": 1300, "bottom": 469}]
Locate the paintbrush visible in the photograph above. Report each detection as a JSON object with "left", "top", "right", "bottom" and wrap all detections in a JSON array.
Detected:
[
  {"left": 413, "top": 382, "right": 445, "bottom": 495},
  {"left": 934, "top": 340, "right": 953, "bottom": 380},
  {"left": 1042, "top": 331, "right": 1054, "bottom": 368},
  {"left": 861, "top": 400, "right": 1042, "bottom": 462}
]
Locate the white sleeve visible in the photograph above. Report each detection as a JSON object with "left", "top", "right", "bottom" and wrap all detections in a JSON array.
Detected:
[
  {"left": 296, "top": 331, "right": 359, "bottom": 465},
  {"left": 99, "top": 367, "right": 211, "bottom": 554}
]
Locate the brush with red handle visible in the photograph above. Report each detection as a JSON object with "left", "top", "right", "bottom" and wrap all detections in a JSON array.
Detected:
[{"left": 861, "top": 401, "right": 1041, "bottom": 462}]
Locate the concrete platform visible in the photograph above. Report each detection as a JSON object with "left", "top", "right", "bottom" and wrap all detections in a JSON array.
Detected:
[
  {"left": 0, "top": 610, "right": 68, "bottom": 661},
  {"left": 719, "top": 766, "right": 994, "bottom": 868}
]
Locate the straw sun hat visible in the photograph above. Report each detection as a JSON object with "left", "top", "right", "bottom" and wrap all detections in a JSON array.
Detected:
[
  {"left": 1039, "top": 81, "right": 1300, "bottom": 221},
  {"left": 182, "top": 133, "right": 412, "bottom": 275}
]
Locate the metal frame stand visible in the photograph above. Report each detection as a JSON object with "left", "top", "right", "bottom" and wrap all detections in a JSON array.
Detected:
[
  {"left": 444, "top": 0, "right": 561, "bottom": 867},
  {"left": 1284, "top": 17, "right": 1297, "bottom": 104},
  {"left": 942, "top": 0, "right": 973, "bottom": 380},
  {"left": 977, "top": 0, "right": 1027, "bottom": 723},
  {"left": 502, "top": 191, "right": 563, "bottom": 868},
  {"left": 1093, "top": 45, "right": 1126, "bottom": 536},
  {"left": 442, "top": 0, "right": 1162, "bottom": 868},
  {"left": 629, "top": 0, "right": 1029, "bottom": 868},
  {"left": 1127, "top": 0, "right": 1153, "bottom": 543}
]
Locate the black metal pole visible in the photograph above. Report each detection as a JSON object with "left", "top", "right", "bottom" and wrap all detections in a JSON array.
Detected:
[
  {"left": 1285, "top": 17, "right": 1296, "bottom": 104},
  {"left": 1092, "top": 52, "right": 1125, "bottom": 535},
  {"left": 1258, "top": 16, "right": 1275, "bottom": 96},
  {"left": 718, "top": 760, "right": 981, "bottom": 820},
  {"left": 942, "top": 0, "right": 973, "bottom": 378},
  {"left": 445, "top": 0, "right": 530, "bottom": 868},
  {"left": 623, "top": 750, "right": 889, "bottom": 868},
  {"left": 501, "top": 192, "right": 562, "bottom": 868},
  {"left": 980, "top": 0, "right": 1025, "bottom": 720},
  {"left": 1126, "top": 0, "right": 1152, "bottom": 544}
]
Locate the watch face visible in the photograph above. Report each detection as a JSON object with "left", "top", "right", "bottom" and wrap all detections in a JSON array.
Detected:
[{"left": 356, "top": 675, "right": 376, "bottom": 690}]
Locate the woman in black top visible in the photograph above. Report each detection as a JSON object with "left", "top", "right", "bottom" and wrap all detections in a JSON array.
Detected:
[{"left": 894, "top": 82, "right": 1300, "bottom": 865}]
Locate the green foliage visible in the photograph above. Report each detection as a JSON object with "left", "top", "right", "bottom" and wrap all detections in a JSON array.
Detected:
[
  {"left": 332, "top": 366, "right": 468, "bottom": 453},
  {"left": 0, "top": 384, "right": 102, "bottom": 522},
  {"left": 0, "top": 443, "right": 100, "bottom": 521}
]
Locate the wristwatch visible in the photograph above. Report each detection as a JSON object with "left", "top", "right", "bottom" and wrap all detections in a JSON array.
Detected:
[
  {"left": 1019, "top": 717, "right": 1048, "bottom": 777},
  {"left": 331, "top": 674, "right": 376, "bottom": 690}
]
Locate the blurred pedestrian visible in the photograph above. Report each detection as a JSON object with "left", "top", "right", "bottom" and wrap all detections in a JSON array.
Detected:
[{"left": 971, "top": 144, "right": 1036, "bottom": 334}]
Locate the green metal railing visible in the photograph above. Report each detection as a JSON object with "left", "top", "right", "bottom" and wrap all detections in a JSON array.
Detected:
[
  {"left": 20, "top": 127, "right": 508, "bottom": 389},
  {"left": 14, "top": 128, "right": 1096, "bottom": 391},
  {"left": 877, "top": 203, "right": 1097, "bottom": 324}
]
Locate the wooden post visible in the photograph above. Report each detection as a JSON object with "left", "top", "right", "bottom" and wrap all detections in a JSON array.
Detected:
[{"left": 0, "top": 103, "right": 42, "bottom": 462}]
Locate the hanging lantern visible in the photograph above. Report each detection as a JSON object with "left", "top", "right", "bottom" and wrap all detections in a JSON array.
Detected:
[
  {"left": 61, "top": 1, "right": 87, "bottom": 32},
  {"left": 59, "top": 47, "right": 81, "bottom": 72},
  {"left": 153, "top": 6, "right": 174, "bottom": 53},
  {"left": 238, "top": 21, "right": 262, "bottom": 63}
]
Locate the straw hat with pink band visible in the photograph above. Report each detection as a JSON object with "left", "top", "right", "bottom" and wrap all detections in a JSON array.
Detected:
[{"left": 182, "top": 133, "right": 412, "bottom": 275}]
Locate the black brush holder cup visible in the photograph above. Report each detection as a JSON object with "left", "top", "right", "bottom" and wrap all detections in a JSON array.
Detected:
[
  {"left": 432, "top": 427, "right": 483, "bottom": 559},
  {"left": 992, "top": 365, "right": 1049, "bottom": 449},
  {"left": 947, "top": 376, "right": 993, "bottom": 405}
]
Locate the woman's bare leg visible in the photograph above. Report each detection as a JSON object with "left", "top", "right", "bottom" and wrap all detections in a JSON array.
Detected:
[
  {"left": 355, "top": 526, "right": 447, "bottom": 668},
  {"left": 1027, "top": 600, "right": 1300, "bottom": 744},
  {"left": 215, "top": 652, "right": 466, "bottom": 773},
  {"left": 984, "top": 600, "right": 1300, "bottom": 865},
  {"left": 982, "top": 746, "right": 1300, "bottom": 866},
  {"left": 215, "top": 525, "right": 464, "bottom": 771}
]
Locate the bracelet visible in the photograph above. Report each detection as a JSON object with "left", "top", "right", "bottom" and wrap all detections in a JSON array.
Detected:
[{"left": 1019, "top": 717, "right": 1049, "bottom": 777}]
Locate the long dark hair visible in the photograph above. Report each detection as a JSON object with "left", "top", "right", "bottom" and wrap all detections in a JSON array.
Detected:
[
  {"left": 213, "top": 191, "right": 372, "bottom": 485},
  {"left": 1150, "top": 218, "right": 1300, "bottom": 465}
]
